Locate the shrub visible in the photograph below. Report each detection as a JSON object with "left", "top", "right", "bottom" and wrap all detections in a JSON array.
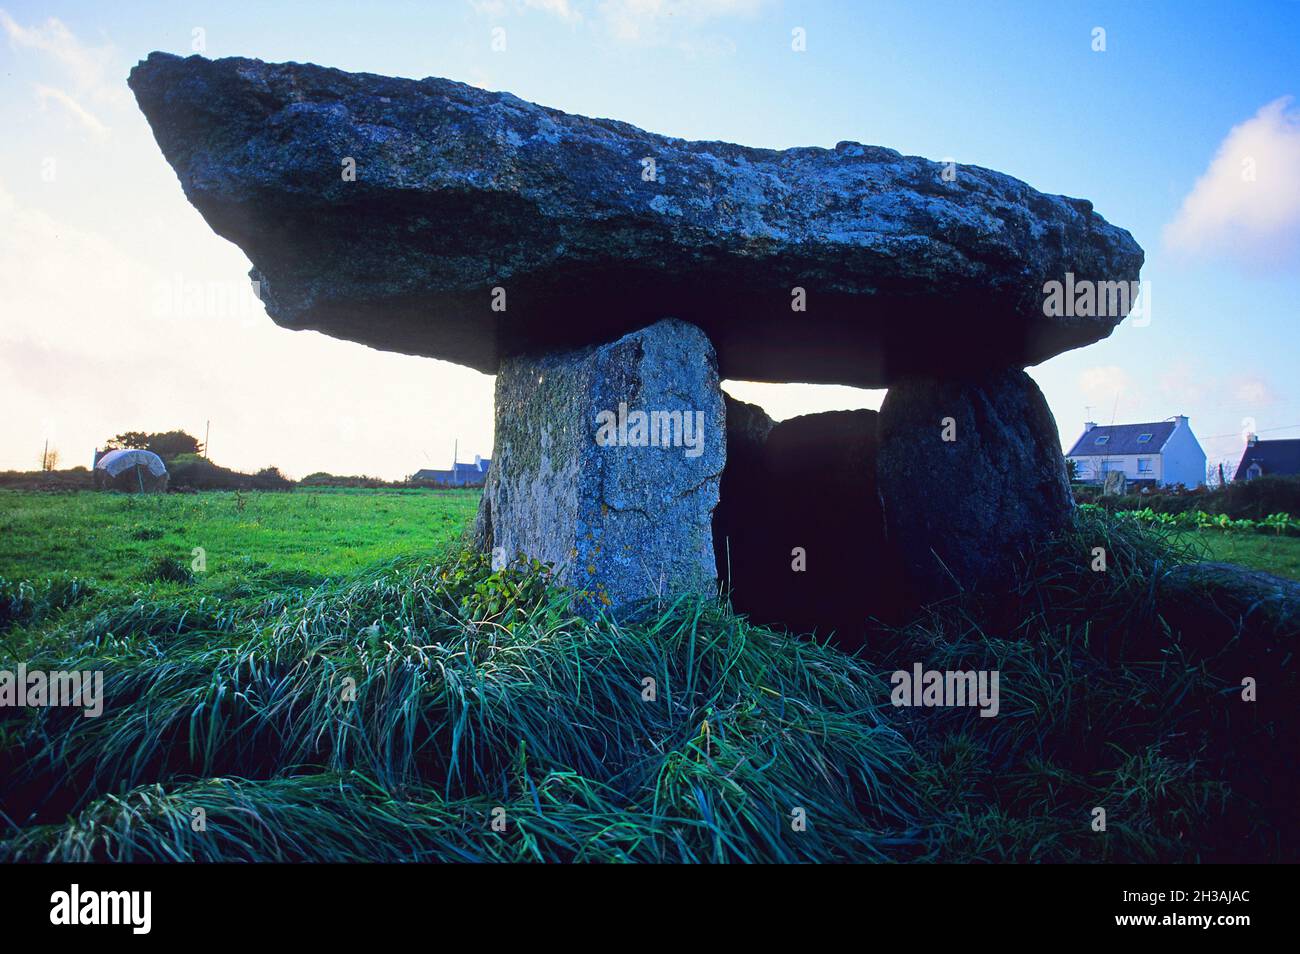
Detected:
[
  {"left": 1083, "top": 476, "right": 1300, "bottom": 521},
  {"left": 1207, "top": 475, "right": 1300, "bottom": 520},
  {"left": 0, "top": 468, "right": 94, "bottom": 491},
  {"left": 167, "top": 457, "right": 292, "bottom": 492},
  {"left": 300, "top": 473, "right": 395, "bottom": 488},
  {"left": 250, "top": 467, "right": 293, "bottom": 491}
]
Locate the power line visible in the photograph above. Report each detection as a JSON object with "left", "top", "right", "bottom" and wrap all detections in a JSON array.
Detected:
[{"left": 1197, "top": 423, "right": 1300, "bottom": 442}]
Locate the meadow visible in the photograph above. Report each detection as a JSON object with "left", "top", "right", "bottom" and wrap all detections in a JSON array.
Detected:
[
  {"left": 1197, "top": 532, "right": 1300, "bottom": 581},
  {"left": 0, "top": 488, "right": 480, "bottom": 589},
  {"left": 0, "top": 488, "right": 1295, "bottom": 863},
  {"left": 3, "top": 487, "right": 1296, "bottom": 588}
]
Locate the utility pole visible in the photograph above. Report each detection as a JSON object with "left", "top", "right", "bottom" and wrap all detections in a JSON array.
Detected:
[
  {"left": 453, "top": 439, "right": 459, "bottom": 486},
  {"left": 204, "top": 420, "right": 211, "bottom": 459},
  {"left": 42, "top": 439, "right": 48, "bottom": 471}
]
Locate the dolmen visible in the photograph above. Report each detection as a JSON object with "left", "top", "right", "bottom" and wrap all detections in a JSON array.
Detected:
[{"left": 130, "top": 52, "right": 1144, "bottom": 633}]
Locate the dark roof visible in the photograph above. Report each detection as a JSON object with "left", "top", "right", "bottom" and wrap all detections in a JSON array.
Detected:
[
  {"left": 1066, "top": 421, "right": 1176, "bottom": 457},
  {"left": 1234, "top": 439, "right": 1300, "bottom": 480},
  {"left": 412, "top": 459, "right": 491, "bottom": 484}
]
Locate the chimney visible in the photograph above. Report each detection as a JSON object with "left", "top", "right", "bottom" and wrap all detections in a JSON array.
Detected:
[
  {"left": 1248, "top": 432, "right": 1259, "bottom": 446},
  {"left": 1084, "top": 421, "right": 1096, "bottom": 432},
  {"left": 1174, "top": 415, "right": 1188, "bottom": 427}
]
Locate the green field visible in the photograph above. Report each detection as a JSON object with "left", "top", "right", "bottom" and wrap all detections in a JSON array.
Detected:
[
  {"left": 3, "top": 489, "right": 1296, "bottom": 591},
  {"left": 1189, "top": 530, "right": 1300, "bottom": 581},
  {"left": 0, "top": 488, "right": 480, "bottom": 591}
]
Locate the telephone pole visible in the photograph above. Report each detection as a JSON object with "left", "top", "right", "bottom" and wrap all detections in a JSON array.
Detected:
[{"left": 204, "top": 420, "right": 211, "bottom": 458}]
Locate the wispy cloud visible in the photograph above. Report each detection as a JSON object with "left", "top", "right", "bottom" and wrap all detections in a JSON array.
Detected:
[
  {"left": 1078, "top": 365, "right": 1142, "bottom": 421},
  {"left": 469, "top": 0, "right": 767, "bottom": 48},
  {"left": 0, "top": 9, "right": 128, "bottom": 110},
  {"left": 1231, "top": 375, "right": 1278, "bottom": 408},
  {"left": 598, "top": 0, "right": 766, "bottom": 43},
  {"left": 33, "top": 84, "right": 109, "bottom": 137},
  {"left": 471, "top": 0, "right": 583, "bottom": 23},
  {"left": 1164, "top": 96, "right": 1300, "bottom": 268}
]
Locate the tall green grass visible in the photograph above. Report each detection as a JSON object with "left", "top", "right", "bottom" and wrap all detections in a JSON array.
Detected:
[{"left": 1, "top": 509, "right": 1293, "bottom": 862}]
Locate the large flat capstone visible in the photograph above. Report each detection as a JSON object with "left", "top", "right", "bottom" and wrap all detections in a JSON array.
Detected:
[
  {"left": 129, "top": 52, "right": 1144, "bottom": 387},
  {"left": 475, "top": 319, "right": 725, "bottom": 615}
]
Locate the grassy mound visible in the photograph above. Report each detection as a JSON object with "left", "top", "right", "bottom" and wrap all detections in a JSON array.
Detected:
[{"left": 0, "top": 511, "right": 1293, "bottom": 863}]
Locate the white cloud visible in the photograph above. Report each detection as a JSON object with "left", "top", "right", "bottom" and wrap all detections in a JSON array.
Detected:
[
  {"left": 1080, "top": 365, "right": 1133, "bottom": 397},
  {"left": 470, "top": 0, "right": 583, "bottom": 22},
  {"left": 469, "top": 0, "right": 766, "bottom": 46},
  {"left": 1164, "top": 96, "right": 1300, "bottom": 266},
  {"left": 33, "top": 84, "right": 109, "bottom": 137},
  {"left": 598, "top": 0, "right": 766, "bottom": 44},
  {"left": 1157, "top": 360, "right": 1206, "bottom": 406},
  {"left": 1078, "top": 365, "right": 1142, "bottom": 420},
  {"left": 526, "top": 0, "right": 583, "bottom": 21},
  {"left": 1231, "top": 375, "right": 1278, "bottom": 407}
]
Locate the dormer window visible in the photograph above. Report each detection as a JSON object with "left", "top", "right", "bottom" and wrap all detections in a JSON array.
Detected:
[
  {"left": 1094, "top": 436, "right": 1109, "bottom": 445},
  {"left": 1137, "top": 433, "right": 1152, "bottom": 443}
]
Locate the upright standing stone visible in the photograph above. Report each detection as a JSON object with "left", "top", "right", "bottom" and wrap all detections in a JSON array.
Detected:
[
  {"left": 877, "top": 369, "right": 1073, "bottom": 602},
  {"left": 477, "top": 319, "right": 725, "bottom": 616}
]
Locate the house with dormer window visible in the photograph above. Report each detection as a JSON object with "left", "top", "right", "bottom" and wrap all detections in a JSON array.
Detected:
[
  {"left": 411, "top": 454, "right": 491, "bottom": 487},
  {"left": 1066, "top": 416, "right": 1206, "bottom": 488}
]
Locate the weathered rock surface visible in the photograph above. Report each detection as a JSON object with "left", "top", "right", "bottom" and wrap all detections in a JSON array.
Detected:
[
  {"left": 877, "top": 369, "right": 1073, "bottom": 601},
  {"left": 476, "top": 319, "right": 724, "bottom": 615},
  {"left": 1157, "top": 562, "right": 1300, "bottom": 651},
  {"left": 129, "top": 52, "right": 1144, "bottom": 387},
  {"left": 714, "top": 401, "right": 902, "bottom": 644}
]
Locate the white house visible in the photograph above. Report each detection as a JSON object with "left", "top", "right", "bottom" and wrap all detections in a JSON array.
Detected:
[{"left": 1066, "top": 416, "right": 1206, "bottom": 489}]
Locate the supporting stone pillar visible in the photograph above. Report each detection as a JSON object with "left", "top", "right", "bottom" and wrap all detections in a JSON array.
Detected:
[
  {"left": 476, "top": 319, "right": 725, "bottom": 616},
  {"left": 877, "top": 368, "right": 1073, "bottom": 603}
]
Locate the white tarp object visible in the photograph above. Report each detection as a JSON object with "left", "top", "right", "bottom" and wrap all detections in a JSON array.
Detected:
[{"left": 95, "top": 449, "right": 168, "bottom": 478}]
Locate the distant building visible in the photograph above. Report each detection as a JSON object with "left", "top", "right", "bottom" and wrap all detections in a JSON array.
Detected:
[
  {"left": 412, "top": 455, "right": 491, "bottom": 486},
  {"left": 1066, "top": 416, "right": 1206, "bottom": 489},
  {"left": 1234, "top": 436, "right": 1300, "bottom": 481}
]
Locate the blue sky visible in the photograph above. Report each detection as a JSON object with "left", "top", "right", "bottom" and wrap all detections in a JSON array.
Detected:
[{"left": 1, "top": 0, "right": 1297, "bottom": 478}]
